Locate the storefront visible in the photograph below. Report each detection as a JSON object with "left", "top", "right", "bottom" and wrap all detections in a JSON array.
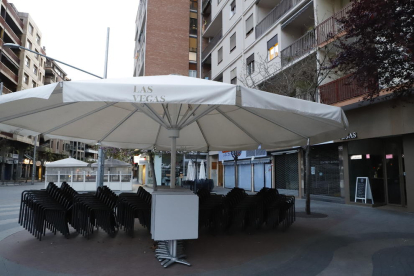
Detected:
[{"left": 330, "top": 97, "right": 414, "bottom": 211}]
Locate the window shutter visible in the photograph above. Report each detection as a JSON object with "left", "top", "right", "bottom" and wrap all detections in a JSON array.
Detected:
[
  {"left": 246, "top": 15, "right": 253, "bottom": 34},
  {"left": 267, "top": 34, "right": 278, "bottom": 50},
  {"left": 246, "top": 53, "right": 254, "bottom": 64},
  {"left": 230, "top": 67, "right": 237, "bottom": 79},
  {"left": 230, "top": 33, "right": 236, "bottom": 50},
  {"left": 218, "top": 47, "right": 223, "bottom": 62}
]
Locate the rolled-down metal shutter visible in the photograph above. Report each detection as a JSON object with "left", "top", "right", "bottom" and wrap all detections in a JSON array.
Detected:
[
  {"left": 254, "top": 163, "right": 265, "bottom": 191},
  {"left": 275, "top": 153, "right": 299, "bottom": 196},
  {"left": 224, "top": 164, "right": 235, "bottom": 189},
  {"left": 238, "top": 164, "right": 251, "bottom": 190}
]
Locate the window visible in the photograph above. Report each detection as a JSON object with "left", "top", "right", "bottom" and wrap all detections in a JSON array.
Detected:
[
  {"left": 189, "top": 52, "right": 197, "bottom": 61},
  {"left": 246, "top": 15, "right": 253, "bottom": 36},
  {"left": 39, "top": 72, "right": 42, "bottom": 81},
  {"left": 189, "top": 70, "right": 197, "bottom": 77},
  {"left": 218, "top": 47, "right": 223, "bottom": 64},
  {"left": 230, "top": 0, "right": 236, "bottom": 18},
  {"left": 230, "top": 67, "right": 237, "bottom": 84},
  {"left": 267, "top": 34, "right": 279, "bottom": 61},
  {"left": 36, "top": 34, "right": 41, "bottom": 44},
  {"left": 32, "top": 81, "right": 36, "bottom": 88},
  {"left": 190, "top": 12, "right": 197, "bottom": 35},
  {"left": 35, "top": 49, "right": 40, "bottom": 60},
  {"left": 33, "top": 65, "right": 38, "bottom": 76},
  {"left": 247, "top": 54, "right": 254, "bottom": 75},
  {"left": 27, "top": 40, "right": 32, "bottom": 50},
  {"left": 25, "top": 56, "right": 30, "bottom": 68},
  {"left": 23, "top": 73, "right": 29, "bottom": 84},
  {"left": 189, "top": 37, "right": 197, "bottom": 52},
  {"left": 230, "top": 32, "right": 236, "bottom": 52},
  {"left": 28, "top": 23, "right": 34, "bottom": 35}
]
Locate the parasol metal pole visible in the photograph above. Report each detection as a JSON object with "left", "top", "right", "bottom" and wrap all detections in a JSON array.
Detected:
[
  {"left": 206, "top": 146, "right": 210, "bottom": 179},
  {"left": 169, "top": 129, "right": 179, "bottom": 189},
  {"left": 97, "top": 27, "right": 110, "bottom": 189},
  {"left": 31, "top": 135, "right": 38, "bottom": 185}
]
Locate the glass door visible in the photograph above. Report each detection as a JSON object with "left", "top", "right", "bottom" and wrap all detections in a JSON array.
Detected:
[{"left": 384, "top": 139, "right": 405, "bottom": 205}]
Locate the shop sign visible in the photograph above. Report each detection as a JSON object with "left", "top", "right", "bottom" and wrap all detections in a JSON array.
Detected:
[
  {"left": 341, "top": 132, "right": 357, "bottom": 140},
  {"left": 12, "top": 154, "right": 19, "bottom": 159},
  {"left": 355, "top": 177, "right": 374, "bottom": 204}
]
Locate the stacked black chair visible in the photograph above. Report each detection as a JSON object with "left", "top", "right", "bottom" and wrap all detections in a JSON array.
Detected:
[
  {"left": 116, "top": 186, "right": 152, "bottom": 237},
  {"left": 71, "top": 186, "right": 118, "bottom": 238},
  {"left": 197, "top": 187, "right": 295, "bottom": 235},
  {"left": 257, "top": 188, "right": 295, "bottom": 231},
  {"left": 197, "top": 188, "right": 225, "bottom": 234},
  {"left": 19, "top": 182, "right": 70, "bottom": 241}
]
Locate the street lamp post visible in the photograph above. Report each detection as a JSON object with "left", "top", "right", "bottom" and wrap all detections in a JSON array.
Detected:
[{"left": 4, "top": 40, "right": 106, "bottom": 185}]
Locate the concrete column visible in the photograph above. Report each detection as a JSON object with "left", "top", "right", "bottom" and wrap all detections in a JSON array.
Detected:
[
  {"left": 403, "top": 134, "right": 414, "bottom": 212},
  {"left": 342, "top": 143, "right": 351, "bottom": 204}
]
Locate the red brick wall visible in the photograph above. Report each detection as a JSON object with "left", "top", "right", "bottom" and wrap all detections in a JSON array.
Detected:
[{"left": 145, "top": 0, "right": 190, "bottom": 76}]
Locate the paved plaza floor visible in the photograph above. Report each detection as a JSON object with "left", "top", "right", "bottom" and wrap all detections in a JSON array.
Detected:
[{"left": 0, "top": 183, "right": 414, "bottom": 276}]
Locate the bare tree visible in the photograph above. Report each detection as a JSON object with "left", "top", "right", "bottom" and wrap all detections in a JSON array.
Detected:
[
  {"left": 239, "top": 45, "right": 337, "bottom": 102},
  {"left": 239, "top": 45, "right": 337, "bottom": 215}
]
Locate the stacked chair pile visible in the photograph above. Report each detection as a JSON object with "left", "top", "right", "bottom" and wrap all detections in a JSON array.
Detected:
[
  {"left": 197, "top": 187, "right": 295, "bottom": 234},
  {"left": 19, "top": 182, "right": 119, "bottom": 240},
  {"left": 71, "top": 186, "right": 119, "bottom": 238},
  {"left": 116, "top": 186, "right": 152, "bottom": 237},
  {"left": 19, "top": 182, "right": 71, "bottom": 241}
]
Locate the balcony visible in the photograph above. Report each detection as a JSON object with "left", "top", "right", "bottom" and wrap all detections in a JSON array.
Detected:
[
  {"left": 1, "top": 85, "right": 12, "bottom": 94},
  {"left": 0, "top": 16, "right": 21, "bottom": 45},
  {"left": 319, "top": 74, "right": 368, "bottom": 105},
  {"left": 316, "top": 3, "right": 352, "bottom": 46},
  {"left": 0, "top": 38, "right": 20, "bottom": 66},
  {"left": 255, "top": 0, "right": 303, "bottom": 39},
  {"left": 280, "top": 29, "right": 316, "bottom": 67},
  {"left": 202, "top": 70, "right": 211, "bottom": 80},
  {"left": 0, "top": 62, "right": 18, "bottom": 83},
  {"left": 2, "top": 0, "right": 24, "bottom": 29},
  {"left": 202, "top": 29, "right": 222, "bottom": 60}
]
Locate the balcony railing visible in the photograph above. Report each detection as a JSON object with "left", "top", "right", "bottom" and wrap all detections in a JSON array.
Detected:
[
  {"left": 319, "top": 74, "right": 368, "bottom": 105},
  {"left": 2, "top": 0, "right": 24, "bottom": 29},
  {"left": 0, "top": 38, "right": 20, "bottom": 65},
  {"left": 202, "top": 29, "right": 222, "bottom": 60},
  {"left": 255, "top": 0, "right": 302, "bottom": 39},
  {"left": 316, "top": 3, "right": 352, "bottom": 45},
  {"left": 280, "top": 29, "right": 316, "bottom": 67},
  {"left": 0, "top": 16, "right": 21, "bottom": 45},
  {"left": 0, "top": 62, "right": 18, "bottom": 82},
  {"left": 1, "top": 85, "right": 12, "bottom": 94}
]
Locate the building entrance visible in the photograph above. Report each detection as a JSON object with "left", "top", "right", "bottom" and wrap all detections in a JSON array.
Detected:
[{"left": 348, "top": 137, "right": 406, "bottom": 206}]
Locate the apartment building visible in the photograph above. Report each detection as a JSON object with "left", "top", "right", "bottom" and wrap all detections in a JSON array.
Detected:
[
  {"left": 133, "top": 0, "right": 199, "bottom": 77},
  {"left": 200, "top": 0, "right": 414, "bottom": 212}
]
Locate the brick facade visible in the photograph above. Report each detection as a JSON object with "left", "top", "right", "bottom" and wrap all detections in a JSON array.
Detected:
[{"left": 145, "top": 0, "right": 190, "bottom": 76}]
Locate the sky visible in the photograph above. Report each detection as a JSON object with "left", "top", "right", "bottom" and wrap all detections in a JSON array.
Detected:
[{"left": 10, "top": 0, "right": 139, "bottom": 81}]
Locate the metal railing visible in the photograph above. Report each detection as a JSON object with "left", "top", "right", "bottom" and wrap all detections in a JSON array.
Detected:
[
  {"left": 255, "top": 0, "right": 302, "bottom": 39},
  {"left": 280, "top": 29, "right": 316, "bottom": 67},
  {"left": 316, "top": 3, "right": 352, "bottom": 45},
  {"left": 0, "top": 38, "right": 20, "bottom": 65},
  {"left": 0, "top": 62, "right": 18, "bottom": 82},
  {"left": 202, "top": 28, "right": 222, "bottom": 60},
  {"left": 0, "top": 16, "right": 21, "bottom": 45},
  {"left": 2, "top": 0, "right": 24, "bottom": 29},
  {"left": 319, "top": 74, "right": 368, "bottom": 104}
]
